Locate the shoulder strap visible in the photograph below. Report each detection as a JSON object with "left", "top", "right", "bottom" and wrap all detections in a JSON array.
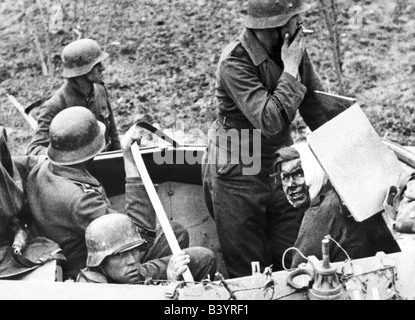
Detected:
[
  {"left": 71, "top": 180, "right": 97, "bottom": 193},
  {"left": 71, "top": 180, "right": 110, "bottom": 204}
]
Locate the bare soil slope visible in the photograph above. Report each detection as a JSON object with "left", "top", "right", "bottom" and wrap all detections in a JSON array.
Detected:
[{"left": 0, "top": 0, "right": 414, "bottom": 155}]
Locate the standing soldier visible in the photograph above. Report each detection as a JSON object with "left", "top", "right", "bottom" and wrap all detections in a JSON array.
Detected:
[
  {"left": 202, "top": 0, "right": 329, "bottom": 278},
  {"left": 27, "top": 38, "right": 121, "bottom": 156}
]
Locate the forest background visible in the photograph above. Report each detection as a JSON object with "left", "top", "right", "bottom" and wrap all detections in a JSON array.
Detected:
[{"left": 0, "top": 0, "right": 414, "bottom": 155}]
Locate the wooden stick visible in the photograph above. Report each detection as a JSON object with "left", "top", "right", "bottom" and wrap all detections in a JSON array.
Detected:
[
  {"left": 131, "top": 143, "right": 194, "bottom": 282},
  {"left": 6, "top": 94, "right": 37, "bottom": 131},
  {"left": 382, "top": 138, "right": 415, "bottom": 169}
]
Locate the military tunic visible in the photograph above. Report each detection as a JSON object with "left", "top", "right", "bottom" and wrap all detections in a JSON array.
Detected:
[
  {"left": 27, "top": 79, "right": 121, "bottom": 156},
  {"left": 0, "top": 127, "right": 25, "bottom": 242},
  {"left": 202, "top": 28, "right": 328, "bottom": 278},
  {"left": 27, "top": 161, "right": 156, "bottom": 280}
]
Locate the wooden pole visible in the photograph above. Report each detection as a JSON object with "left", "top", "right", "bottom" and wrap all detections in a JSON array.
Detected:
[
  {"left": 382, "top": 138, "right": 415, "bottom": 169},
  {"left": 131, "top": 143, "right": 194, "bottom": 282},
  {"left": 6, "top": 94, "right": 37, "bottom": 131}
]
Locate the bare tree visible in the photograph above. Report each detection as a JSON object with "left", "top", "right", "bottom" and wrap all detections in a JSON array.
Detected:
[
  {"left": 34, "top": 0, "right": 54, "bottom": 75},
  {"left": 20, "top": 0, "right": 63, "bottom": 76},
  {"left": 19, "top": 0, "right": 99, "bottom": 76},
  {"left": 104, "top": 0, "right": 119, "bottom": 51},
  {"left": 21, "top": 0, "right": 50, "bottom": 76},
  {"left": 319, "top": 0, "right": 344, "bottom": 95}
]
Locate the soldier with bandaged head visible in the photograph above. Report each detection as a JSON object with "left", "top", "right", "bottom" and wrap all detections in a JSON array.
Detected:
[{"left": 273, "top": 143, "right": 400, "bottom": 268}]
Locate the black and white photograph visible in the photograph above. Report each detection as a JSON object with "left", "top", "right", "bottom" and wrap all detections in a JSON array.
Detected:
[{"left": 0, "top": 0, "right": 414, "bottom": 304}]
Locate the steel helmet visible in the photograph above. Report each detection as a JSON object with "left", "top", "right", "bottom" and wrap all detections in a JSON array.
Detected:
[
  {"left": 85, "top": 214, "right": 146, "bottom": 268},
  {"left": 47, "top": 107, "right": 106, "bottom": 166},
  {"left": 244, "top": 0, "right": 311, "bottom": 29},
  {"left": 62, "top": 39, "right": 109, "bottom": 78}
]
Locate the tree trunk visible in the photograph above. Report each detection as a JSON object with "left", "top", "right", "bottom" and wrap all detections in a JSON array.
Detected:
[{"left": 319, "top": 0, "right": 344, "bottom": 95}]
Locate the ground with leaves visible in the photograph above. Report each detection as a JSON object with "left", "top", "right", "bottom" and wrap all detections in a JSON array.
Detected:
[{"left": 0, "top": 0, "right": 414, "bottom": 155}]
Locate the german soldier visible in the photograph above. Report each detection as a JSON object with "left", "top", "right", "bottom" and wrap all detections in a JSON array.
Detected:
[
  {"left": 77, "top": 214, "right": 216, "bottom": 284},
  {"left": 202, "top": 0, "right": 329, "bottom": 278},
  {"left": 27, "top": 39, "right": 121, "bottom": 156},
  {"left": 27, "top": 107, "right": 215, "bottom": 280}
]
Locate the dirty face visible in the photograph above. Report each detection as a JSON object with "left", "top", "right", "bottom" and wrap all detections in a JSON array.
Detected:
[
  {"left": 86, "top": 62, "right": 105, "bottom": 83},
  {"left": 280, "top": 158, "right": 310, "bottom": 208},
  {"left": 101, "top": 246, "right": 141, "bottom": 284}
]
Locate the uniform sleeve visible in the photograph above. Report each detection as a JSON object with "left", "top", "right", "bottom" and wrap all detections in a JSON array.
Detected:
[
  {"left": 26, "top": 97, "right": 64, "bottom": 156},
  {"left": 107, "top": 103, "right": 121, "bottom": 151},
  {"left": 76, "top": 268, "right": 109, "bottom": 283},
  {"left": 0, "top": 127, "right": 13, "bottom": 176},
  {"left": 72, "top": 190, "right": 116, "bottom": 232},
  {"left": 219, "top": 57, "right": 307, "bottom": 138},
  {"left": 11, "top": 155, "right": 43, "bottom": 225},
  {"left": 13, "top": 156, "right": 42, "bottom": 185},
  {"left": 102, "top": 86, "right": 121, "bottom": 151},
  {"left": 125, "top": 177, "right": 157, "bottom": 246},
  {"left": 298, "top": 50, "right": 329, "bottom": 131},
  {"left": 0, "top": 163, "right": 24, "bottom": 223},
  {"left": 138, "top": 256, "right": 170, "bottom": 281}
]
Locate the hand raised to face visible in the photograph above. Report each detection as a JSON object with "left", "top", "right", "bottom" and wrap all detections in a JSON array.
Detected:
[{"left": 281, "top": 27, "right": 305, "bottom": 79}]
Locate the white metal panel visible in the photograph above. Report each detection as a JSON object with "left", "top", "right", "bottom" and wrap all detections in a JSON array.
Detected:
[{"left": 308, "top": 104, "right": 403, "bottom": 222}]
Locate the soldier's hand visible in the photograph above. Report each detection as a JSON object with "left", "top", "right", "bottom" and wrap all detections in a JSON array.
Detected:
[
  {"left": 121, "top": 124, "right": 143, "bottom": 178},
  {"left": 121, "top": 125, "right": 142, "bottom": 153},
  {"left": 167, "top": 251, "right": 191, "bottom": 281},
  {"left": 281, "top": 28, "right": 305, "bottom": 79}
]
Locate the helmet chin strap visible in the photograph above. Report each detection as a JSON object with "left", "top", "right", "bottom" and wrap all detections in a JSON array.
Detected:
[
  {"left": 277, "top": 28, "right": 284, "bottom": 44},
  {"left": 71, "top": 75, "right": 94, "bottom": 93},
  {"left": 85, "top": 75, "right": 94, "bottom": 84},
  {"left": 270, "top": 28, "right": 284, "bottom": 64},
  {"left": 83, "top": 72, "right": 97, "bottom": 87}
]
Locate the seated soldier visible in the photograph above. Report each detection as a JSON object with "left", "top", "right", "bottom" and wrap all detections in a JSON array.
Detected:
[
  {"left": 273, "top": 143, "right": 400, "bottom": 268},
  {"left": 0, "top": 127, "right": 64, "bottom": 277},
  {"left": 77, "top": 214, "right": 216, "bottom": 283},
  {"left": 27, "top": 107, "right": 216, "bottom": 280},
  {"left": 27, "top": 38, "right": 120, "bottom": 156},
  {"left": 0, "top": 126, "right": 27, "bottom": 247}
]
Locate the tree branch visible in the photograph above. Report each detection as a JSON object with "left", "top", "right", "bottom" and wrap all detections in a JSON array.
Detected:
[
  {"left": 35, "top": 0, "right": 54, "bottom": 75},
  {"left": 319, "top": 0, "right": 344, "bottom": 95},
  {"left": 22, "top": 0, "right": 49, "bottom": 76},
  {"left": 104, "top": 0, "right": 119, "bottom": 51}
]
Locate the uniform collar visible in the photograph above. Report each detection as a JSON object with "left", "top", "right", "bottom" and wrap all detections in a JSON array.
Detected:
[
  {"left": 238, "top": 28, "right": 269, "bottom": 66},
  {"left": 49, "top": 162, "right": 101, "bottom": 186},
  {"left": 310, "top": 181, "right": 334, "bottom": 207},
  {"left": 79, "top": 268, "right": 110, "bottom": 284},
  {"left": 65, "top": 78, "right": 95, "bottom": 101}
]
